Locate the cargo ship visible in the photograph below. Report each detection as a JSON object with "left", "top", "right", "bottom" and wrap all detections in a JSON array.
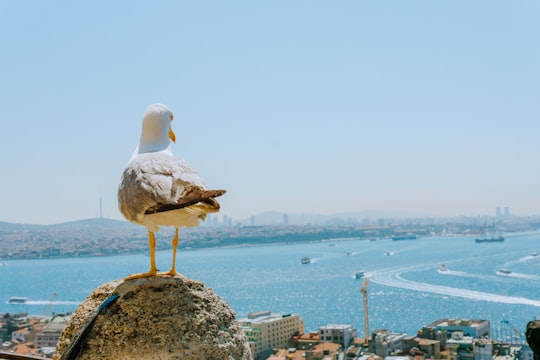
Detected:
[
  {"left": 392, "top": 233, "right": 417, "bottom": 241},
  {"left": 475, "top": 235, "right": 504, "bottom": 243}
]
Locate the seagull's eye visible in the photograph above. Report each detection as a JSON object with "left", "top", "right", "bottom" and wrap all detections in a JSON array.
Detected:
[{"left": 170, "top": 114, "right": 174, "bottom": 122}]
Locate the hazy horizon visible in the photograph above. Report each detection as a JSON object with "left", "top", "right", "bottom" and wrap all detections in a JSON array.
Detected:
[
  {"left": 1, "top": 1, "right": 538, "bottom": 225},
  {"left": 2, "top": 207, "right": 538, "bottom": 227}
]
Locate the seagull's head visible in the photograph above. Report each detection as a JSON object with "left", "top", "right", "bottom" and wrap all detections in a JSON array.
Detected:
[{"left": 138, "top": 103, "right": 176, "bottom": 154}]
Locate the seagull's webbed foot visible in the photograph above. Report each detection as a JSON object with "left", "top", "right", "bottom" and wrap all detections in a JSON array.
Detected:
[
  {"left": 125, "top": 269, "right": 158, "bottom": 280},
  {"left": 159, "top": 269, "right": 179, "bottom": 277}
]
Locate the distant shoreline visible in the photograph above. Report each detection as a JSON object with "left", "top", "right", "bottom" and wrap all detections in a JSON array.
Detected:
[{"left": 2, "top": 217, "right": 539, "bottom": 261}]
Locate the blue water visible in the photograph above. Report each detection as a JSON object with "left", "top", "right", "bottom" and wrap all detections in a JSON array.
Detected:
[{"left": 1, "top": 232, "right": 539, "bottom": 340}]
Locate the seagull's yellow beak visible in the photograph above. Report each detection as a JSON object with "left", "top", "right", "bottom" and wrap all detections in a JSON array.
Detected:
[
  {"left": 169, "top": 128, "right": 176, "bottom": 143},
  {"left": 168, "top": 114, "right": 176, "bottom": 143}
]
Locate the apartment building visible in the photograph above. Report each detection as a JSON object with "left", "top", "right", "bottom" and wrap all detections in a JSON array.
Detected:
[
  {"left": 319, "top": 324, "right": 357, "bottom": 348},
  {"left": 35, "top": 322, "right": 65, "bottom": 348},
  {"left": 240, "top": 310, "right": 305, "bottom": 360},
  {"left": 372, "top": 329, "right": 408, "bottom": 358},
  {"left": 427, "top": 319, "right": 490, "bottom": 339}
]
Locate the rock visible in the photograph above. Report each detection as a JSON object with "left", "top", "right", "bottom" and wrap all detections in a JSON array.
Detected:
[{"left": 53, "top": 275, "right": 251, "bottom": 360}]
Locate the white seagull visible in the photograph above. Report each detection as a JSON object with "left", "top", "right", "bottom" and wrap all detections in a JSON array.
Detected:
[{"left": 118, "top": 103, "right": 225, "bottom": 279}]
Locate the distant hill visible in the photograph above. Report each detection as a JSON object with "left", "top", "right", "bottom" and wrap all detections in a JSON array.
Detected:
[
  {"left": 52, "top": 217, "right": 138, "bottom": 229},
  {"left": 0, "top": 218, "right": 137, "bottom": 232},
  {"left": 0, "top": 221, "right": 43, "bottom": 232},
  {"left": 0, "top": 217, "right": 150, "bottom": 260}
]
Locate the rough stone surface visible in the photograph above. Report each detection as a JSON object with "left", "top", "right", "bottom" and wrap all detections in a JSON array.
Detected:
[{"left": 53, "top": 275, "right": 251, "bottom": 360}]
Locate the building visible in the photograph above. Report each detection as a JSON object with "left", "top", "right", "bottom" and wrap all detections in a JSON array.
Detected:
[
  {"left": 304, "top": 342, "right": 342, "bottom": 360},
  {"left": 35, "top": 322, "right": 65, "bottom": 348},
  {"left": 292, "top": 331, "right": 320, "bottom": 350},
  {"left": 35, "top": 314, "right": 70, "bottom": 349},
  {"left": 446, "top": 331, "right": 475, "bottom": 360},
  {"left": 474, "top": 338, "right": 495, "bottom": 360},
  {"left": 239, "top": 311, "right": 305, "bottom": 360},
  {"left": 372, "top": 329, "right": 408, "bottom": 358},
  {"left": 11, "top": 327, "right": 31, "bottom": 343},
  {"left": 417, "top": 337, "right": 442, "bottom": 358},
  {"left": 319, "top": 324, "right": 357, "bottom": 348},
  {"left": 417, "top": 324, "right": 448, "bottom": 349},
  {"left": 426, "top": 319, "right": 490, "bottom": 339}
]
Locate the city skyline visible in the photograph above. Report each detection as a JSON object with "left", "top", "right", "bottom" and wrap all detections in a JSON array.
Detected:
[
  {"left": 0, "top": 204, "right": 528, "bottom": 228},
  {"left": 1, "top": 1, "right": 539, "bottom": 225}
]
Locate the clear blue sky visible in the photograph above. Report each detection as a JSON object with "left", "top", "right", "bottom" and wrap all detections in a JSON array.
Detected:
[{"left": 0, "top": 1, "right": 538, "bottom": 224}]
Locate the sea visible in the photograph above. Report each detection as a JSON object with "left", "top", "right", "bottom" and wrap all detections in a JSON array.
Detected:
[{"left": 1, "top": 232, "right": 539, "bottom": 343}]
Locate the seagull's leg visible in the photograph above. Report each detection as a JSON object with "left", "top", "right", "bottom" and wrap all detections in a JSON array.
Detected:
[
  {"left": 125, "top": 230, "right": 158, "bottom": 280},
  {"left": 162, "top": 227, "right": 179, "bottom": 276}
]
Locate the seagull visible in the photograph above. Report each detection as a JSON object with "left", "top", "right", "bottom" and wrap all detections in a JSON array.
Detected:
[{"left": 118, "top": 103, "right": 225, "bottom": 279}]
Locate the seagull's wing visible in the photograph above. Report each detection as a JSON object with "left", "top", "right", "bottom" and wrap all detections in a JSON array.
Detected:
[
  {"left": 145, "top": 188, "right": 226, "bottom": 215},
  {"left": 118, "top": 153, "right": 224, "bottom": 224}
]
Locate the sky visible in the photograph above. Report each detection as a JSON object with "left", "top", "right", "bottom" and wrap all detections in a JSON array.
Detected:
[{"left": 0, "top": 1, "right": 539, "bottom": 225}]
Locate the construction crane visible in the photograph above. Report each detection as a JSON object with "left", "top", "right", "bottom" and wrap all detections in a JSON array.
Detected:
[
  {"left": 360, "top": 277, "right": 371, "bottom": 345},
  {"left": 44, "top": 292, "right": 57, "bottom": 317},
  {"left": 500, "top": 319, "right": 523, "bottom": 343}
]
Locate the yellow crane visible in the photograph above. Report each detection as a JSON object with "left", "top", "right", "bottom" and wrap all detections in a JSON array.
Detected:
[
  {"left": 360, "top": 277, "right": 371, "bottom": 345},
  {"left": 44, "top": 292, "right": 57, "bottom": 317}
]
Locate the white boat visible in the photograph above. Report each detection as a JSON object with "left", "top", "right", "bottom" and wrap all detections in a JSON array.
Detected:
[
  {"left": 8, "top": 297, "right": 29, "bottom": 304},
  {"left": 301, "top": 257, "right": 311, "bottom": 264},
  {"left": 439, "top": 264, "right": 448, "bottom": 272},
  {"left": 531, "top": 252, "right": 538, "bottom": 257}
]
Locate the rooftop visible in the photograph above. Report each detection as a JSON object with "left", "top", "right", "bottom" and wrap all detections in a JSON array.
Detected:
[{"left": 429, "top": 318, "right": 488, "bottom": 328}]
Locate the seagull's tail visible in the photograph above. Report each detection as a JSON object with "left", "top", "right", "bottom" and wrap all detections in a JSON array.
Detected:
[{"left": 145, "top": 189, "right": 226, "bottom": 215}]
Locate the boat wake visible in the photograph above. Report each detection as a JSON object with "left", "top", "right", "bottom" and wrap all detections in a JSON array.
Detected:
[
  {"left": 496, "top": 271, "right": 540, "bottom": 281},
  {"left": 438, "top": 269, "right": 503, "bottom": 282},
  {"left": 518, "top": 253, "right": 538, "bottom": 262},
  {"left": 10, "top": 300, "right": 80, "bottom": 306},
  {"left": 371, "top": 265, "right": 540, "bottom": 307}
]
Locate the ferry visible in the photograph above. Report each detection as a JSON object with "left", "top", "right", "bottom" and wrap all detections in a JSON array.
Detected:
[
  {"left": 355, "top": 270, "right": 365, "bottom": 279},
  {"left": 439, "top": 264, "right": 448, "bottom": 272},
  {"left": 301, "top": 257, "right": 311, "bottom": 264},
  {"left": 475, "top": 235, "right": 504, "bottom": 243},
  {"left": 8, "top": 297, "right": 29, "bottom": 304},
  {"left": 392, "top": 233, "right": 417, "bottom": 241}
]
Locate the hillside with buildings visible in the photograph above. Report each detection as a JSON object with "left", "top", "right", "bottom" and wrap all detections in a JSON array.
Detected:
[
  {"left": 1, "top": 310, "right": 533, "bottom": 360},
  {"left": 1, "top": 215, "right": 539, "bottom": 260}
]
